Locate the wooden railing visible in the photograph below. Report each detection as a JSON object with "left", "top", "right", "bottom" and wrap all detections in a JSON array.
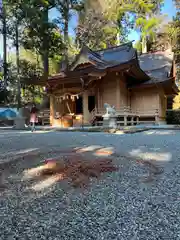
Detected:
[
  {"left": 93, "top": 107, "right": 158, "bottom": 116},
  {"left": 38, "top": 109, "right": 50, "bottom": 125},
  {"left": 90, "top": 107, "right": 159, "bottom": 126}
]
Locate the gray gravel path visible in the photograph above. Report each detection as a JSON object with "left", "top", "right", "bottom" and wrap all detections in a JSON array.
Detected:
[{"left": 0, "top": 129, "right": 180, "bottom": 240}]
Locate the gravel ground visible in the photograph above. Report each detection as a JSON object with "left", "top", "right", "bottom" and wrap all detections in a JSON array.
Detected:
[{"left": 0, "top": 129, "right": 180, "bottom": 240}]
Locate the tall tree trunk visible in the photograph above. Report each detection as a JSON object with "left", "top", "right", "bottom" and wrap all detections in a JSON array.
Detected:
[
  {"left": 0, "top": 1, "right": 7, "bottom": 100},
  {"left": 15, "top": 21, "right": 21, "bottom": 110},
  {"left": 42, "top": 7, "right": 49, "bottom": 80},
  {"left": 64, "top": 0, "right": 69, "bottom": 69},
  {"left": 2, "top": 2, "right": 7, "bottom": 90},
  {"left": 142, "top": 36, "right": 147, "bottom": 53}
]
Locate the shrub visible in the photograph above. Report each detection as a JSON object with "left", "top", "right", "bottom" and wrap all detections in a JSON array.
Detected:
[{"left": 166, "top": 110, "right": 180, "bottom": 124}]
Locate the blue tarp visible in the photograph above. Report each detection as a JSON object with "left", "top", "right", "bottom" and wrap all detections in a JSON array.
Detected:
[{"left": 0, "top": 109, "right": 17, "bottom": 118}]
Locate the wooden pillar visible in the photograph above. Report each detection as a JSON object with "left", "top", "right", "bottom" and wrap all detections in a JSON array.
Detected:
[
  {"left": 155, "top": 109, "right": 159, "bottom": 125},
  {"left": 50, "top": 95, "right": 55, "bottom": 126},
  {"left": 136, "top": 116, "right": 139, "bottom": 125},
  {"left": 128, "top": 89, "right": 131, "bottom": 108},
  {"left": 124, "top": 116, "right": 127, "bottom": 126},
  {"left": 131, "top": 116, "right": 134, "bottom": 125},
  {"left": 83, "top": 91, "right": 90, "bottom": 124},
  {"left": 97, "top": 87, "right": 100, "bottom": 111},
  {"left": 116, "top": 77, "right": 120, "bottom": 109},
  {"left": 124, "top": 106, "right": 127, "bottom": 126}
]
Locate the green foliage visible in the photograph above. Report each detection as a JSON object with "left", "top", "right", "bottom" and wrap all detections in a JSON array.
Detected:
[
  {"left": 167, "top": 4, "right": 180, "bottom": 82},
  {"left": 0, "top": 0, "right": 166, "bottom": 106},
  {"left": 134, "top": 40, "right": 142, "bottom": 53},
  {"left": 0, "top": 72, "right": 3, "bottom": 81},
  {"left": 3, "top": 0, "right": 64, "bottom": 79},
  {"left": 55, "top": 0, "right": 83, "bottom": 65},
  {"left": 21, "top": 25, "right": 64, "bottom": 58},
  {"left": 163, "top": 1, "right": 180, "bottom": 109},
  {"left": 136, "top": 17, "right": 162, "bottom": 38},
  {"left": 76, "top": 1, "right": 123, "bottom": 49},
  {"left": 166, "top": 110, "right": 180, "bottom": 124},
  {"left": 0, "top": 89, "right": 9, "bottom": 104},
  {"left": 76, "top": 0, "right": 164, "bottom": 49}
]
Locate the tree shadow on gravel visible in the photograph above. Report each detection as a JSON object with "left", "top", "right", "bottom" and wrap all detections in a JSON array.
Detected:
[
  {"left": 0, "top": 145, "right": 114, "bottom": 188},
  {"left": 0, "top": 145, "right": 172, "bottom": 205}
]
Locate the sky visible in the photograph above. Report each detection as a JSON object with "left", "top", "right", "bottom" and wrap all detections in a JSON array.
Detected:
[
  {"left": 128, "top": 0, "right": 177, "bottom": 42},
  {"left": 0, "top": 0, "right": 177, "bottom": 58}
]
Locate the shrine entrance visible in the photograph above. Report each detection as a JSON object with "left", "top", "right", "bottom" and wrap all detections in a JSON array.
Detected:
[
  {"left": 88, "top": 95, "right": 96, "bottom": 112},
  {"left": 75, "top": 96, "right": 83, "bottom": 114}
]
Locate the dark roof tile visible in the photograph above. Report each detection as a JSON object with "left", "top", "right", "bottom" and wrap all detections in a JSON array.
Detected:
[
  {"left": 138, "top": 50, "right": 174, "bottom": 79},
  {"left": 97, "top": 42, "right": 137, "bottom": 65},
  {"left": 70, "top": 42, "right": 137, "bottom": 71}
]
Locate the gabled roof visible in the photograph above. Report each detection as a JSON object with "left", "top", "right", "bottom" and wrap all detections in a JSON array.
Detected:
[
  {"left": 97, "top": 42, "right": 137, "bottom": 65},
  {"left": 130, "top": 49, "right": 178, "bottom": 94},
  {"left": 138, "top": 50, "right": 174, "bottom": 80},
  {"left": 70, "top": 42, "right": 137, "bottom": 71},
  {"left": 70, "top": 46, "right": 109, "bottom": 70},
  {"left": 47, "top": 42, "right": 150, "bottom": 87}
]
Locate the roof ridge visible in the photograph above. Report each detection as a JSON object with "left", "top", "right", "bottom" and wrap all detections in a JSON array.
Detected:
[
  {"left": 82, "top": 45, "right": 101, "bottom": 58},
  {"left": 139, "top": 49, "right": 173, "bottom": 56},
  {"left": 96, "top": 41, "right": 134, "bottom": 53},
  {"left": 82, "top": 46, "right": 112, "bottom": 65}
]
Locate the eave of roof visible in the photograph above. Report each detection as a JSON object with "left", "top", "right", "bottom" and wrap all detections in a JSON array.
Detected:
[
  {"left": 47, "top": 58, "right": 150, "bottom": 88},
  {"left": 138, "top": 49, "right": 174, "bottom": 80},
  {"left": 129, "top": 77, "right": 179, "bottom": 95}
]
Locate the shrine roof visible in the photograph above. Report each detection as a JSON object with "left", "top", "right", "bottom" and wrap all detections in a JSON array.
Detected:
[
  {"left": 138, "top": 50, "right": 174, "bottom": 80},
  {"left": 70, "top": 42, "right": 137, "bottom": 71},
  {"left": 48, "top": 44, "right": 176, "bottom": 94},
  {"left": 97, "top": 42, "right": 137, "bottom": 65}
]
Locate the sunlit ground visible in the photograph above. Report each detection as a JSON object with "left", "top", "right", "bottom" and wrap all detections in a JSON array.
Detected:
[
  {"left": 144, "top": 130, "right": 176, "bottom": 135},
  {"left": 129, "top": 148, "right": 172, "bottom": 162},
  {"left": 75, "top": 145, "right": 114, "bottom": 156},
  {"left": 18, "top": 130, "right": 55, "bottom": 134},
  {"left": 30, "top": 174, "right": 64, "bottom": 192},
  {"left": 0, "top": 129, "right": 174, "bottom": 200},
  {"left": 22, "top": 146, "right": 117, "bottom": 192},
  {"left": 19, "top": 142, "right": 169, "bottom": 193}
]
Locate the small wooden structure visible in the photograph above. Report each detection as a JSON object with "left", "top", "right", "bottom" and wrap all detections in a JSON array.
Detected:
[
  {"left": 45, "top": 42, "right": 178, "bottom": 127},
  {"left": 38, "top": 109, "right": 50, "bottom": 126}
]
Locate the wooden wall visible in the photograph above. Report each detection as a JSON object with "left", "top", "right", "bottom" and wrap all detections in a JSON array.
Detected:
[
  {"left": 99, "top": 74, "right": 117, "bottom": 108},
  {"left": 98, "top": 73, "right": 129, "bottom": 109},
  {"left": 50, "top": 76, "right": 168, "bottom": 125},
  {"left": 158, "top": 88, "right": 167, "bottom": 119},
  {"left": 131, "top": 87, "right": 159, "bottom": 112},
  {"left": 119, "top": 75, "right": 129, "bottom": 108},
  {"left": 131, "top": 86, "right": 167, "bottom": 120}
]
